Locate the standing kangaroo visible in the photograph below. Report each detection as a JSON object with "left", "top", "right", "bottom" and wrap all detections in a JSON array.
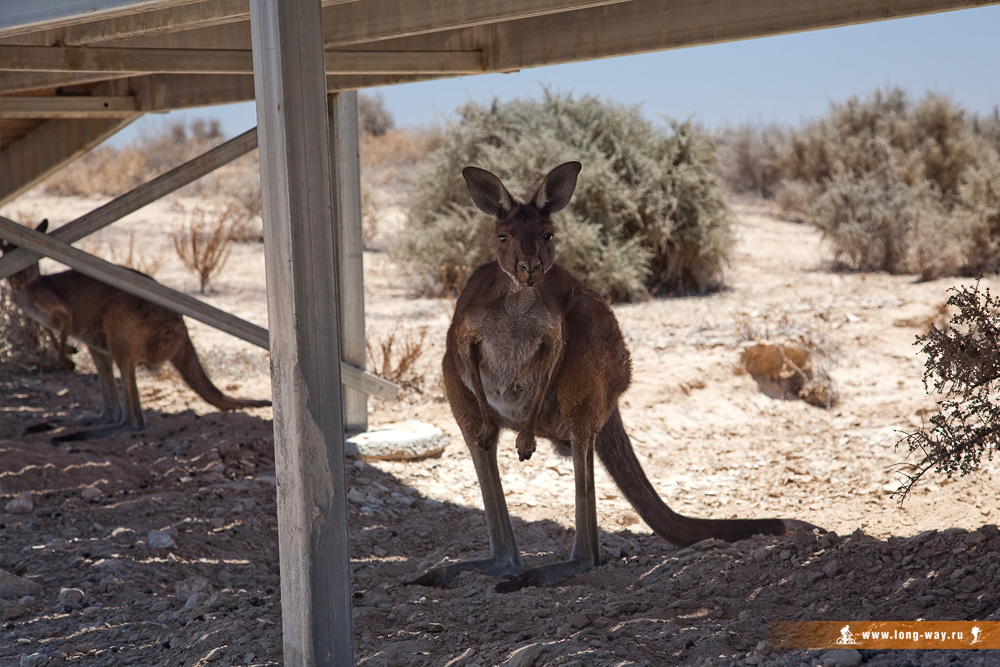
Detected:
[
  {"left": 409, "top": 162, "right": 820, "bottom": 592},
  {"left": 1, "top": 220, "right": 271, "bottom": 441}
]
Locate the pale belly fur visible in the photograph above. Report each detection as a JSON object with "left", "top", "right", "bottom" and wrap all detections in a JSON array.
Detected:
[{"left": 461, "top": 306, "right": 561, "bottom": 428}]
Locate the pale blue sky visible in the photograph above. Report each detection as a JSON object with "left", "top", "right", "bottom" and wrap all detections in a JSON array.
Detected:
[{"left": 110, "top": 5, "right": 1000, "bottom": 145}]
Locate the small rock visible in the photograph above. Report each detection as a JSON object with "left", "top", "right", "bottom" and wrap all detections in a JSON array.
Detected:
[
  {"left": 147, "top": 530, "right": 176, "bottom": 550},
  {"left": 964, "top": 531, "right": 986, "bottom": 545},
  {"left": 657, "top": 621, "right": 681, "bottom": 639},
  {"left": 57, "top": 588, "right": 85, "bottom": 608},
  {"left": 502, "top": 643, "right": 544, "bottom": 667},
  {"left": 818, "top": 648, "right": 862, "bottom": 666},
  {"left": 45, "top": 538, "right": 72, "bottom": 552},
  {"left": 569, "top": 612, "right": 590, "bottom": 629},
  {"left": 18, "top": 596, "right": 36, "bottom": 608},
  {"left": 1, "top": 599, "right": 28, "bottom": 621},
  {"left": 204, "top": 646, "right": 225, "bottom": 662},
  {"left": 80, "top": 487, "right": 102, "bottom": 502},
  {"left": 822, "top": 560, "right": 840, "bottom": 578},
  {"left": 5, "top": 492, "right": 33, "bottom": 514},
  {"left": 176, "top": 577, "right": 212, "bottom": 603},
  {"left": 1, "top": 570, "right": 43, "bottom": 599},
  {"left": 19, "top": 653, "right": 47, "bottom": 667}
]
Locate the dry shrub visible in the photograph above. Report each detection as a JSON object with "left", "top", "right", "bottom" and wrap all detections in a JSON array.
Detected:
[
  {"left": 777, "top": 88, "right": 1000, "bottom": 277},
  {"left": 38, "top": 118, "right": 225, "bottom": 198},
  {"left": 716, "top": 122, "right": 786, "bottom": 199},
  {"left": 895, "top": 280, "right": 1000, "bottom": 499},
  {"left": 83, "top": 232, "right": 166, "bottom": 278},
  {"left": 365, "top": 326, "right": 427, "bottom": 394},
  {"left": 172, "top": 204, "right": 244, "bottom": 293},
  {"left": 395, "top": 91, "right": 735, "bottom": 302},
  {"left": 736, "top": 313, "right": 838, "bottom": 408},
  {"left": 0, "top": 288, "right": 65, "bottom": 378},
  {"left": 359, "top": 92, "right": 394, "bottom": 137}
]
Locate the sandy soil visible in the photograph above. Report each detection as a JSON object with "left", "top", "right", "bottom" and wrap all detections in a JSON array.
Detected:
[{"left": 1, "top": 191, "right": 998, "bottom": 667}]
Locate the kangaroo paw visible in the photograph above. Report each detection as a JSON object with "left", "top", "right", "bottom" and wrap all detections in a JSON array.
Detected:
[{"left": 515, "top": 432, "right": 537, "bottom": 461}]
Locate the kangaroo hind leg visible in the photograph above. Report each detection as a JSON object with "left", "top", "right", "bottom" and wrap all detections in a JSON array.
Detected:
[{"left": 407, "top": 413, "right": 524, "bottom": 587}]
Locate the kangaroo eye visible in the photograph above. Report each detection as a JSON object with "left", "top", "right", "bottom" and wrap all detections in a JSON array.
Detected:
[
  {"left": 497, "top": 234, "right": 510, "bottom": 244},
  {"left": 542, "top": 233, "right": 554, "bottom": 242}
]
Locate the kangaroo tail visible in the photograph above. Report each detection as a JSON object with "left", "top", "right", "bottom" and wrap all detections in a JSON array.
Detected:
[
  {"left": 595, "top": 408, "right": 820, "bottom": 547},
  {"left": 171, "top": 334, "right": 271, "bottom": 411}
]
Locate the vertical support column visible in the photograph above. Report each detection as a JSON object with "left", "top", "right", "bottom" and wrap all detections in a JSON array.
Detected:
[
  {"left": 249, "top": 1, "right": 353, "bottom": 665},
  {"left": 329, "top": 91, "right": 368, "bottom": 434}
]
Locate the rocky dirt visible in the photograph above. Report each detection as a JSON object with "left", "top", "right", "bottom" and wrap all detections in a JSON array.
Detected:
[{"left": 2, "top": 192, "right": 998, "bottom": 667}]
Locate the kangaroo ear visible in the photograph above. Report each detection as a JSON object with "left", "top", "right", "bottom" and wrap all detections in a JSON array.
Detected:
[
  {"left": 531, "top": 162, "right": 581, "bottom": 216},
  {"left": 36, "top": 219, "right": 49, "bottom": 233},
  {"left": 463, "top": 167, "right": 514, "bottom": 219}
]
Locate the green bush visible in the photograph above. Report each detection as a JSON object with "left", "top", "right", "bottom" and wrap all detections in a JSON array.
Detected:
[{"left": 392, "top": 91, "right": 735, "bottom": 301}]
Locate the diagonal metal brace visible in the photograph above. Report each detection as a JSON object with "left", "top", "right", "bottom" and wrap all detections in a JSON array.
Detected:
[{"left": 0, "top": 126, "right": 259, "bottom": 279}]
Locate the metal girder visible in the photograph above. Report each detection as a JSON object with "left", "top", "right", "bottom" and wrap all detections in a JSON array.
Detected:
[
  {"left": 0, "top": 95, "right": 139, "bottom": 118},
  {"left": 321, "top": 0, "right": 633, "bottom": 46},
  {"left": 0, "top": 115, "right": 139, "bottom": 204},
  {"left": 0, "top": 0, "right": 200, "bottom": 37},
  {"left": 329, "top": 91, "right": 368, "bottom": 434},
  {"left": 488, "top": 0, "right": 999, "bottom": 70},
  {"left": 0, "top": 72, "right": 135, "bottom": 94},
  {"left": 0, "top": 44, "right": 484, "bottom": 75},
  {"left": 250, "top": 0, "right": 355, "bottom": 660}
]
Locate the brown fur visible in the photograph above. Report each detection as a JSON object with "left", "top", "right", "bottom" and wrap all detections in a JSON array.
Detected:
[
  {"left": 1, "top": 220, "right": 270, "bottom": 441},
  {"left": 409, "top": 163, "right": 821, "bottom": 592}
]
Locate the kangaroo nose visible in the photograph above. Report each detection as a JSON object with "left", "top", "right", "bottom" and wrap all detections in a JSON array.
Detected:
[{"left": 519, "top": 259, "right": 540, "bottom": 274}]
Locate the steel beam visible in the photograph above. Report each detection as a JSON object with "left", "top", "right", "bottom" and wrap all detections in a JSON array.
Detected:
[
  {"left": 0, "top": 95, "right": 139, "bottom": 118},
  {"left": 329, "top": 91, "right": 367, "bottom": 434},
  {"left": 250, "top": 0, "right": 354, "bottom": 663},
  {"left": 0, "top": 44, "right": 483, "bottom": 75},
  {"left": 0, "top": 116, "right": 138, "bottom": 204}
]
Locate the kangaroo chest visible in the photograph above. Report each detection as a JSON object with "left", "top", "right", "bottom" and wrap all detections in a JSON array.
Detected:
[{"left": 460, "top": 292, "right": 563, "bottom": 425}]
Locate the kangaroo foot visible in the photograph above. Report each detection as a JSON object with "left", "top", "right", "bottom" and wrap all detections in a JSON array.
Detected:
[
  {"left": 52, "top": 422, "right": 143, "bottom": 443},
  {"left": 406, "top": 554, "right": 523, "bottom": 589},
  {"left": 495, "top": 556, "right": 599, "bottom": 593},
  {"left": 515, "top": 431, "right": 537, "bottom": 461},
  {"left": 23, "top": 420, "right": 59, "bottom": 435}
]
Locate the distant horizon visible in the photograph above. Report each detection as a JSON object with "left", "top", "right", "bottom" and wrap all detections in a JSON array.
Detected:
[{"left": 108, "top": 5, "right": 1000, "bottom": 146}]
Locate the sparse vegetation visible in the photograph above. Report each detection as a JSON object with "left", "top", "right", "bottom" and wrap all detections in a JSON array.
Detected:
[
  {"left": 359, "top": 93, "right": 395, "bottom": 137},
  {"left": 896, "top": 281, "right": 1000, "bottom": 498},
  {"left": 718, "top": 88, "right": 1000, "bottom": 279},
  {"left": 171, "top": 204, "right": 244, "bottom": 293},
  {"left": 365, "top": 326, "right": 428, "bottom": 394},
  {"left": 0, "top": 288, "right": 65, "bottom": 378},
  {"left": 394, "top": 91, "right": 735, "bottom": 302},
  {"left": 83, "top": 232, "right": 166, "bottom": 278},
  {"left": 40, "top": 118, "right": 225, "bottom": 198}
]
